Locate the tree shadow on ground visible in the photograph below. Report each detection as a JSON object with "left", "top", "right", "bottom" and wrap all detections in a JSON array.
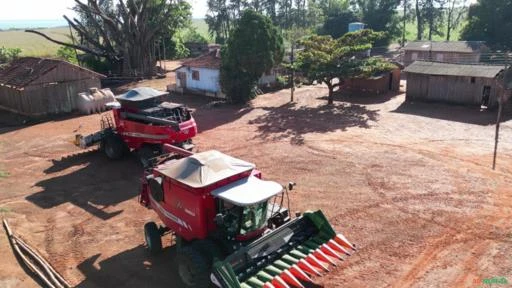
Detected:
[
  {"left": 26, "top": 152, "right": 142, "bottom": 220},
  {"left": 0, "top": 110, "right": 83, "bottom": 135},
  {"left": 169, "top": 93, "right": 253, "bottom": 133},
  {"left": 393, "top": 100, "right": 512, "bottom": 125},
  {"left": 75, "top": 243, "right": 324, "bottom": 288},
  {"left": 318, "top": 90, "right": 403, "bottom": 105},
  {"left": 249, "top": 102, "right": 379, "bottom": 145}
]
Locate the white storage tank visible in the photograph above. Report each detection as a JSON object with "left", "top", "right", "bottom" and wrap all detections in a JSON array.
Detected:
[{"left": 76, "top": 88, "right": 117, "bottom": 114}]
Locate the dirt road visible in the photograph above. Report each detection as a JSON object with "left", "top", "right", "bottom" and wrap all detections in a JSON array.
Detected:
[{"left": 1, "top": 84, "right": 511, "bottom": 287}]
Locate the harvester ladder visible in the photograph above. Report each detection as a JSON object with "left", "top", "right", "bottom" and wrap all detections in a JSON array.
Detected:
[{"left": 101, "top": 115, "right": 114, "bottom": 130}]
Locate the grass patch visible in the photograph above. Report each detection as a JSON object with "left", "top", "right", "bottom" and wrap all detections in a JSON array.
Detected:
[
  {"left": 0, "top": 170, "right": 9, "bottom": 178},
  {"left": 0, "top": 206, "right": 11, "bottom": 213}
]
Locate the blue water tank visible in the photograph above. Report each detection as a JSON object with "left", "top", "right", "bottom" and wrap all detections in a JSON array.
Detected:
[{"left": 348, "top": 22, "right": 365, "bottom": 32}]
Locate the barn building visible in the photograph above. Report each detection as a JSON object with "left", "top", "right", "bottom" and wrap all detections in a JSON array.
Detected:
[
  {"left": 172, "top": 49, "right": 277, "bottom": 98},
  {"left": 404, "top": 61, "right": 508, "bottom": 107},
  {"left": 402, "top": 41, "right": 488, "bottom": 67},
  {"left": 0, "top": 57, "right": 105, "bottom": 116},
  {"left": 344, "top": 66, "right": 401, "bottom": 94}
]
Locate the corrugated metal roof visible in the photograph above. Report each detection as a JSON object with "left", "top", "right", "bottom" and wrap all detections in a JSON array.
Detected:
[
  {"left": 403, "top": 41, "right": 486, "bottom": 53},
  {"left": 404, "top": 61, "right": 505, "bottom": 78},
  {"left": 0, "top": 57, "right": 105, "bottom": 89}
]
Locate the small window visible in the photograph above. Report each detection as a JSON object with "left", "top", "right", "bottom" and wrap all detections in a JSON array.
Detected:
[
  {"left": 411, "top": 52, "right": 418, "bottom": 60},
  {"left": 436, "top": 53, "right": 444, "bottom": 62},
  {"left": 471, "top": 77, "right": 476, "bottom": 84},
  {"left": 192, "top": 70, "right": 200, "bottom": 80}
]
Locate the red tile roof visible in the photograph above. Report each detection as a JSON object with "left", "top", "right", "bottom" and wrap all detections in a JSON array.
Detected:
[
  {"left": 0, "top": 57, "right": 105, "bottom": 89},
  {"left": 180, "top": 49, "right": 221, "bottom": 69}
]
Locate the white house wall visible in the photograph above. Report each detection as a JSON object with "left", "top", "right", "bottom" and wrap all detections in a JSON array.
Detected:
[{"left": 176, "top": 67, "right": 220, "bottom": 93}]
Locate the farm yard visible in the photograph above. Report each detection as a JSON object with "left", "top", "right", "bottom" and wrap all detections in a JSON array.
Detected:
[{"left": 0, "top": 76, "right": 511, "bottom": 287}]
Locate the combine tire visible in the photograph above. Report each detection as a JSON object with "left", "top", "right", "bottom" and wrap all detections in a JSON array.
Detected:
[
  {"left": 144, "top": 222, "right": 162, "bottom": 254},
  {"left": 103, "top": 135, "right": 125, "bottom": 160},
  {"left": 177, "top": 246, "right": 210, "bottom": 288},
  {"left": 137, "top": 145, "right": 160, "bottom": 168}
]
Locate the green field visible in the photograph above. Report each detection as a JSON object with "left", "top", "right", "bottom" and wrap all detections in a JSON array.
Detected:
[
  {"left": 0, "top": 27, "right": 71, "bottom": 57},
  {"left": 0, "top": 20, "right": 210, "bottom": 58}
]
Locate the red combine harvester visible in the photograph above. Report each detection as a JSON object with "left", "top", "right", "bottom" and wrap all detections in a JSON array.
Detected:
[
  {"left": 140, "top": 145, "right": 356, "bottom": 288},
  {"left": 75, "top": 87, "right": 197, "bottom": 163}
]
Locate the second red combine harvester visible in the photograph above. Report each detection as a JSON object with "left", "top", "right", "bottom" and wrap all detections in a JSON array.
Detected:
[
  {"left": 140, "top": 145, "right": 356, "bottom": 288},
  {"left": 75, "top": 87, "right": 197, "bottom": 164}
]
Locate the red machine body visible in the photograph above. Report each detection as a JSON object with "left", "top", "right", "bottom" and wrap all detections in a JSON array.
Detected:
[
  {"left": 138, "top": 145, "right": 357, "bottom": 288},
  {"left": 111, "top": 105, "right": 197, "bottom": 151},
  {"left": 76, "top": 87, "right": 197, "bottom": 160},
  {"left": 140, "top": 154, "right": 263, "bottom": 241}
]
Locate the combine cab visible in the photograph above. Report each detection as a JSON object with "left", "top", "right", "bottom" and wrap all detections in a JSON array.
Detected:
[
  {"left": 140, "top": 145, "right": 356, "bottom": 288},
  {"left": 75, "top": 87, "right": 197, "bottom": 164}
]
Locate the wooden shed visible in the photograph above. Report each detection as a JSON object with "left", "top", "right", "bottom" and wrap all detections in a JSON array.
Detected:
[
  {"left": 344, "top": 67, "right": 401, "bottom": 95},
  {"left": 402, "top": 41, "right": 488, "bottom": 67},
  {"left": 0, "top": 57, "right": 105, "bottom": 116},
  {"left": 404, "top": 61, "right": 507, "bottom": 108}
]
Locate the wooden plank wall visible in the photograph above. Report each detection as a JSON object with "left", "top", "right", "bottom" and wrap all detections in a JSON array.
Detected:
[
  {"left": 0, "top": 62, "right": 102, "bottom": 116},
  {"left": 406, "top": 73, "right": 503, "bottom": 107}
]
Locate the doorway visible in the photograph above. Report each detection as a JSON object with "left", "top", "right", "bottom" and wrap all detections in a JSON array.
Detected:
[{"left": 481, "top": 85, "right": 491, "bottom": 107}]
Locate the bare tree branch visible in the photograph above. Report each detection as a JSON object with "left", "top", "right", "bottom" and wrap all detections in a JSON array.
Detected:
[{"left": 25, "top": 29, "right": 108, "bottom": 57}]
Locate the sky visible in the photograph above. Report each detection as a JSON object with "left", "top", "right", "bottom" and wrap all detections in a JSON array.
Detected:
[{"left": 0, "top": 0, "right": 208, "bottom": 20}]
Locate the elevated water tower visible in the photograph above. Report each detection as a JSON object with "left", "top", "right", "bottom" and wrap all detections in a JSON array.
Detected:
[
  {"left": 348, "top": 22, "right": 370, "bottom": 56},
  {"left": 348, "top": 22, "right": 365, "bottom": 33}
]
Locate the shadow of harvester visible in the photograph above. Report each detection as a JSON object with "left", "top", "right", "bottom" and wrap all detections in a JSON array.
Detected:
[
  {"left": 26, "top": 151, "right": 142, "bottom": 220},
  {"left": 249, "top": 102, "right": 379, "bottom": 145},
  {"left": 75, "top": 244, "right": 324, "bottom": 288}
]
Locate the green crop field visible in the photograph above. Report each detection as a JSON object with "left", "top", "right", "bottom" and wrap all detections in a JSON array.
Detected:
[
  {"left": 0, "top": 27, "right": 71, "bottom": 57},
  {"left": 0, "top": 21, "right": 210, "bottom": 58}
]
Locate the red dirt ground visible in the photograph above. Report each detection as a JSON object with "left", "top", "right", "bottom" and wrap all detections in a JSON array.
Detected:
[{"left": 1, "top": 79, "right": 511, "bottom": 287}]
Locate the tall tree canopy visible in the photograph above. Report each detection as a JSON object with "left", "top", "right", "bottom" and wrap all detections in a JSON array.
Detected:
[
  {"left": 445, "top": 0, "right": 467, "bottom": 41},
  {"left": 28, "top": 0, "right": 190, "bottom": 76},
  {"left": 354, "top": 0, "right": 401, "bottom": 46},
  {"left": 461, "top": 0, "right": 512, "bottom": 50},
  {"left": 220, "top": 10, "right": 284, "bottom": 103},
  {"left": 319, "top": 10, "right": 359, "bottom": 39},
  {"left": 296, "top": 30, "right": 396, "bottom": 105}
]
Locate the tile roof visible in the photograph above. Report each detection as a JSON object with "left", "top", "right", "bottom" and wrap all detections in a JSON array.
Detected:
[
  {"left": 404, "top": 61, "right": 505, "bottom": 78},
  {"left": 0, "top": 57, "right": 104, "bottom": 89},
  {"left": 403, "top": 41, "right": 486, "bottom": 53},
  {"left": 180, "top": 49, "right": 221, "bottom": 69}
]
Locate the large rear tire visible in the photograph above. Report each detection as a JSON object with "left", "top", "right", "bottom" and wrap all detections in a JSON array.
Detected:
[
  {"left": 144, "top": 222, "right": 162, "bottom": 254},
  {"left": 137, "top": 144, "right": 161, "bottom": 168},
  {"left": 177, "top": 246, "right": 210, "bottom": 288},
  {"left": 103, "top": 134, "right": 125, "bottom": 160}
]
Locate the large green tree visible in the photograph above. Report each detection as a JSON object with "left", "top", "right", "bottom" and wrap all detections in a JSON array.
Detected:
[
  {"left": 220, "top": 10, "right": 284, "bottom": 103},
  {"left": 319, "top": 10, "right": 359, "bottom": 39},
  {"left": 461, "top": 0, "right": 512, "bottom": 50},
  {"left": 354, "top": 0, "right": 401, "bottom": 46},
  {"left": 28, "top": 0, "right": 190, "bottom": 76},
  {"left": 296, "top": 30, "right": 396, "bottom": 105}
]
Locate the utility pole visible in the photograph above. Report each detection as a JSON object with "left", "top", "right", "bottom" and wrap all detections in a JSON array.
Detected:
[
  {"left": 493, "top": 53, "right": 509, "bottom": 170},
  {"left": 290, "top": 42, "right": 295, "bottom": 102},
  {"left": 402, "top": 0, "right": 407, "bottom": 47}
]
